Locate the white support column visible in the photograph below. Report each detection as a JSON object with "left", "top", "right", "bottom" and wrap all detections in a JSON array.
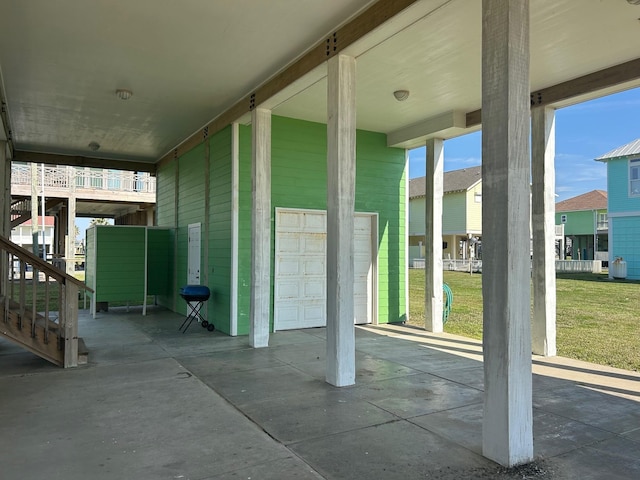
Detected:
[
  {"left": 326, "top": 54, "right": 356, "bottom": 387},
  {"left": 250, "top": 108, "right": 271, "bottom": 348},
  {"left": 425, "top": 138, "right": 444, "bottom": 332},
  {"left": 531, "top": 107, "right": 557, "bottom": 357},
  {"left": 481, "top": 0, "right": 533, "bottom": 467},
  {"left": 66, "top": 195, "right": 76, "bottom": 275}
]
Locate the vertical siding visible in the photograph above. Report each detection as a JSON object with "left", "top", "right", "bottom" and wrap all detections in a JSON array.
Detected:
[
  {"left": 209, "top": 126, "right": 233, "bottom": 334},
  {"left": 443, "top": 192, "right": 466, "bottom": 233},
  {"left": 608, "top": 158, "right": 640, "bottom": 213}
]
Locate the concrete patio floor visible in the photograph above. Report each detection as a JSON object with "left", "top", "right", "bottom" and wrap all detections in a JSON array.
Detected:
[{"left": 1, "top": 306, "right": 639, "bottom": 479}]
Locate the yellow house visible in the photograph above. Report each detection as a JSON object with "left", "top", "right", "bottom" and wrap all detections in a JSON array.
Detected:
[{"left": 409, "top": 166, "right": 482, "bottom": 264}]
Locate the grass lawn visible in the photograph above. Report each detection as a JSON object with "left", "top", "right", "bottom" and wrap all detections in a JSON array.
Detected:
[{"left": 407, "top": 269, "right": 640, "bottom": 372}]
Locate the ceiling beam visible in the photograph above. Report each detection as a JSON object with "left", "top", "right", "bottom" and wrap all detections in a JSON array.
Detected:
[
  {"left": 158, "top": 0, "right": 421, "bottom": 167},
  {"left": 387, "top": 110, "right": 467, "bottom": 148},
  {"left": 13, "top": 151, "right": 156, "bottom": 174},
  {"left": 466, "top": 57, "right": 640, "bottom": 128}
]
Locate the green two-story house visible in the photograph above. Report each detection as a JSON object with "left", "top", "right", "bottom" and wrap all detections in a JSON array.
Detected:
[{"left": 555, "top": 190, "right": 608, "bottom": 262}]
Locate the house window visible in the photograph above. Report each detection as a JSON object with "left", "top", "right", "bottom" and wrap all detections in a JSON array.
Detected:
[
  {"left": 474, "top": 192, "right": 482, "bottom": 203},
  {"left": 560, "top": 214, "right": 567, "bottom": 223},
  {"left": 597, "top": 212, "right": 608, "bottom": 230},
  {"left": 630, "top": 159, "right": 640, "bottom": 197}
]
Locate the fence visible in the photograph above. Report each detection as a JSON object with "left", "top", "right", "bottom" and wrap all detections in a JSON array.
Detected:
[{"left": 11, "top": 163, "right": 156, "bottom": 194}]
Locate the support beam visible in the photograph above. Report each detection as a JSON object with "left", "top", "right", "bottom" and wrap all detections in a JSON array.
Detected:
[
  {"left": 326, "top": 54, "right": 356, "bottom": 387},
  {"left": 467, "top": 57, "right": 640, "bottom": 128},
  {"left": 424, "top": 138, "right": 444, "bottom": 332},
  {"left": 250, "top": 108, "right": 271, "bottom": 349},
  {"left": 481, "top": 0, "right": 533, "bottom": 467},
  {"left": 531, "top": 107, "right": 557, "bottom": 357},
  {"left": 13, "top": 151, "right": 156, "bottom": 174}
]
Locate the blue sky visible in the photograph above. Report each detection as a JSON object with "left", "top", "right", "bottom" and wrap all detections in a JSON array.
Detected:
[{"left": 408, "top": 87, "right": 640, "bottom": 202}]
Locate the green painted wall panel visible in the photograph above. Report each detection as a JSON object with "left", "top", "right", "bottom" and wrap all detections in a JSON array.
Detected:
[
  {"left": 175, "top": 144, "right": 207, "bottom": 316},
  {"left": 89, "top": 226, "right": 146, "bottom": 302},
  {"left": 157, "top": 116, "right": 406, "bottom": 336},
  {"left": 208, "top": 126, "right": 233, "bottom": 334},
  {"left": 555, "top": 210, "right": 601, "bottom": 235},
  {"left": 235, "top": 116, "right": 406, "bottom": 335},
  {"left": 147, "top": 228, "right": 172, "bottom": 295}
]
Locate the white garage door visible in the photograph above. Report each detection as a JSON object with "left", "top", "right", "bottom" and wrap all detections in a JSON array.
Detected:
[{"left": 274, "top": 208, "right": 376, "bottom": 331}]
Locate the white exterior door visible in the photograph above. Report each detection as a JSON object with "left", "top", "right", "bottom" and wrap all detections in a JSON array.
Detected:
[
  {"left": 274, "top": 208, "right": 376, "bottom": 331},
  {"left": 187, "top": 223, "right": 201, "bottom": 285}
]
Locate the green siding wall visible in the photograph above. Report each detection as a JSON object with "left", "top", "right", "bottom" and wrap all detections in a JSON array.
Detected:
[
  {"left": 157, "top": 115, "right": 406, "bottom": 336},
  {"left": 236, "top": 116, "right": 406, "bottom": 335},
  {"left": 88, "top": 226, "right": 146, "bottom": 303},
  {"left": 555, "top": 210, "right": 601, "bottom": 235},
  {"left": 176, "top": 144, "right": 206, "bottom": 313},
  {"left": 208, "top": 126, "right": 233, "bottom": 334},
  {"left": 147, "top": 228, "right": 172, "bottom": 295},
  {"left": 156, "top": 161, "right": 177, "bottom": 309}
]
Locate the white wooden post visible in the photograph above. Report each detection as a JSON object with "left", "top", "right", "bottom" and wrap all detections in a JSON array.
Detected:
[
  {"left": 326, "top": 54, "right": 356, "bottom": 387},
  {"left": 425, "top": 138, "right": 444, "bottom": 332},
  {"left": 63, "top": 282, "right": 79, "bottom": 367},
  {"left": 250, "top": 108, "right": 271, "bottom": 348},
  {"left": 531, "top": 106, "right": 557, "bottom": 356},
  {"left": 481, "top": 0, "right": 534, "bottom": 467}
]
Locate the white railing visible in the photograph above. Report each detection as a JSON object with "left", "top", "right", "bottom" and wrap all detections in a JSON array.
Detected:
[{"left": 11, "top": 163, "right": 156, "bottom": 194}]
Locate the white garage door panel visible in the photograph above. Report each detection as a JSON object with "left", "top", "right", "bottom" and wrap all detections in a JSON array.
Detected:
[
  {"left": 277, "top": 257, "right": 301, "bottom": 276},
  {"left": 275, "top": 208, "right": 375, "bottom": 331}
]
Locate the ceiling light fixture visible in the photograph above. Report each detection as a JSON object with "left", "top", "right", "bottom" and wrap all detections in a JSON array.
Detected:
[
  {"left": 88, "top": 141, "right": 100, "bottom": 151},
  {"left": 393, "top": 90, "right": 410, "bottom": 102},
  {"left": 115, "top": 88, "right": 133, "bottom": 100}
]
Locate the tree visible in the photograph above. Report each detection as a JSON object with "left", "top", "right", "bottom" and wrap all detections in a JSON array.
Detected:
[{"left": 88, "top": 218, "right": 111, "bottom": 228}]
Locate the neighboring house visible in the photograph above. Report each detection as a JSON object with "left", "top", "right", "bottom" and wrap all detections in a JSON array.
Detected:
[
  {"left": 10, "top": 216, "right": 55, "bottom": 258},
  {"left": 596, "top": 138, "right": 640, "bottom": 280},
  {"left": 555, "top": 190, "right": 608, "bottom": 262},
  {"left": 156, "top": 118, "right": 407, "bottom": 335},
  {"left": 408, "top": 166, "right": 482, "bottom": 264}
]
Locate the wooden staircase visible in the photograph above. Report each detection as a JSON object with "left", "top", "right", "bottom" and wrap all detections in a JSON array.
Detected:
[{"left": 0, "top": 236, "right": 92, "bottom": 367}]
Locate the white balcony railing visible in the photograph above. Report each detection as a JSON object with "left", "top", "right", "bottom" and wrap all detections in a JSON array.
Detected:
[{"left": 11, "top": 163, "right": 156, "bottom": 194}]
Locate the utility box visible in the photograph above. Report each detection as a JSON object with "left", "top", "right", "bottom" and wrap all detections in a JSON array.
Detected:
[{"left": 85, "top": 226, "right": 173, "bottom": 317}]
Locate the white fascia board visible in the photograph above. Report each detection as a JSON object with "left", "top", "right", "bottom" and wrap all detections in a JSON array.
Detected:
[{"left": 387, "top": 110, "right": 467, "bottom": 148}]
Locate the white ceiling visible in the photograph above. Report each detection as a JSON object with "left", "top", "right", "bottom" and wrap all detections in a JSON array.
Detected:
[{"left": 1, "top": 0, "right": 640, "bottom": 164}]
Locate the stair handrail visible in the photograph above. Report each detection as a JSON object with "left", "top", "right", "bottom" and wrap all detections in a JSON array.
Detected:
[
  {"left": 1, "top": 235, "right": 93, "bottom": 367},
  {"left": 0, "top": 235, "right": 92, "bottom": 293}
]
